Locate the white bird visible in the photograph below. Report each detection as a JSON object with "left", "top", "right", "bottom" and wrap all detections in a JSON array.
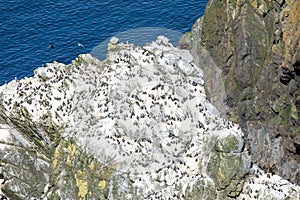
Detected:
[{"left": 78, "top": 42, "right": 85, "bottom": 48}]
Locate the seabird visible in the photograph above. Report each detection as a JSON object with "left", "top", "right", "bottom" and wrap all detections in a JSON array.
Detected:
[
  {"left": 49, "top": 44, "right": 55, "bottom": 49},
  {"left": 77, "top": 42, "right": 85, "bottom": 47}
]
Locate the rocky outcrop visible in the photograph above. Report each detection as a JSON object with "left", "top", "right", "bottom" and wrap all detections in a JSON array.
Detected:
[
  {"left": 181, "top": 0, "right": 300, "bottom": 185},
  {"left": 0, "top": 38, "right": 242, "bottom": 199},
  {"left": 1, "top": 37, "right": 299, "bottom": 199}
]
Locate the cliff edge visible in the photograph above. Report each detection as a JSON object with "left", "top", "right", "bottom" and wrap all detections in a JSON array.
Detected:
[
  {"left": 0, "top": 0, "right": 300, "bottom": 199},
  {"left": 0, "top": 36, "right": 299, "bottom": 199},
  {"left": 181, "top": 0, "right": 300, "bottom": 185}
]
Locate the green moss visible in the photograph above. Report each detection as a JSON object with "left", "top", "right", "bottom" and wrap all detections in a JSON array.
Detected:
[
  {"left": 186, "top": 179, "right": 216, "bottom": 200},
  {"left": 208, "top": 152, "right": 242, "bottom": 189},
  {"left": 215, "top": 134, "right": 241, "bottom": 153},
  {"left": 224, "top": 179, "right": 244, "bottom": 197},
  {"left": 4, "top": 106, "right": 54, "bottom": 158},
  {"left": 207, "top": 135, "right": 250, "bottom": 198},
  {"left": 225, "top": 135, "right": 240, "bottom": 152},
  {"left": 232, "top": 79, "right": 244, "bottom": 93},
  {"left": 241, "top": 88, "right": 255, "bottom": 101},
  {"left": 290, "top": 103, "right": 298, "bottom": 121},
  {"left": 273, "top": 95, "right": 289, "bottom": 113},
  {"left": 280, "top": 105, "right": 292, "bottom": 126},
  {"left": 290, "top": 127, "right": 300, "bottom": 138},
  {"left": 201, "top": 0, "right": 227, "bottom": 52}
]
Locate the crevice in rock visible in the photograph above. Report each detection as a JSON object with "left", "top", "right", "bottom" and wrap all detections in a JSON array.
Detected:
[
  {"left": 280, "top": 67, "right": 295, "bottom": 85},
  {"left": 293, "top": 61, "right": 300, "bottom": 76},
  {"left": 294, "top": 143, "right": 300, "bottom": 155}
]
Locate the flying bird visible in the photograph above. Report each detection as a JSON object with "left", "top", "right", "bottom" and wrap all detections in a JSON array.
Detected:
[{"left": 78, "top": 42, "right": 85, "bottom": 48}]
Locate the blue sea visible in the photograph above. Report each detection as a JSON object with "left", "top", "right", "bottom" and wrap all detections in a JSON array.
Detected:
[{"left": 0, "top": 0, "right": 208, "bottom": 85}]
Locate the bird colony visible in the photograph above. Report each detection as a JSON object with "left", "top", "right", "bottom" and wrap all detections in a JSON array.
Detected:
[{"left": 0, "top": 36, "right": 299, "bottom": 199}]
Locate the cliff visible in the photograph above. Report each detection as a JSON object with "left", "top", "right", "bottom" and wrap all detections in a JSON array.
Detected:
[
  {"left": 181, "top": 0, "right": 300, "bottom": 185},
  {"left": 0, "top": 37, "right": 299, "bottom": 199},
  {"left": 0, "top": 1, "right": 300, "bottom": 199}
]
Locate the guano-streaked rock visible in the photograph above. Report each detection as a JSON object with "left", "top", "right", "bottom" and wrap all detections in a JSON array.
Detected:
[{"left": 0, "top": 37, "right": 299, "bottom": 199}]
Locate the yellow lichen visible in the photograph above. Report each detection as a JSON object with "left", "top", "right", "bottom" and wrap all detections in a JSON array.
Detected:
[
  {"left": 67, "top": 143, "right": 76, "bottom": 165},
  {"left": 98, "top": 180, "right": 106, "bottom": 190},
  {"left": 286, "top": 0, "right": 296, "bottom": 6},
  {"left": 52, "top": 147, "right": 60, "bottom": 168},
  {"left": 291, "top": 103, "right": 298, "bottom": 121},
  {"left": 217, "top": 167, "right": 225, "bottom": 180},
  {"left": 102, "top": 163, "right": 117, "bottom": 179},
  {"left": 283, "top": 1, "right": 300, "bottom": 66},
  {"left": 247, "top": 0, "right": 271, "bottom": 16},
  {"left": 89, "top": 162, "right": 95, "bottom": 170},
  {"left": 249, "top": 0, "right": 258, "bottom": 9},
  {"left": 75, "top": 170, "right": 88, "bottom": 199}
]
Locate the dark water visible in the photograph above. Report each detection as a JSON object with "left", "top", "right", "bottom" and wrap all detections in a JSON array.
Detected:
[{"left": 0, "top": 0, "right": 208, "bottom": 85}]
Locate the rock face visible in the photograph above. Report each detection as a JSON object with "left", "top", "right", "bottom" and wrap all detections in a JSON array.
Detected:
[
  {"left": 181, "top": 0, "right": 300, "bottom": 185},
  {"left": 0, "top": 36, "right": 299, "bottom": 199}
]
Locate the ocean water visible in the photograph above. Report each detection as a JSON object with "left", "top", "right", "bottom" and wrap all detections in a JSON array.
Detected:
[{"left": 0, "top": 0, "right": 208, "bottom": 85}]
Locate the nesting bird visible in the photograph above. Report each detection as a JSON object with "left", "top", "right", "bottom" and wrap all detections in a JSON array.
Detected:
[{"left": 0, "top": 36, "right": 299, "bottom": 200}]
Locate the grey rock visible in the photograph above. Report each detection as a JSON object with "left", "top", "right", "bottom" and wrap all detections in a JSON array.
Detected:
[{"left": 185, "top": 0, "right": 300, "bottom": 185}]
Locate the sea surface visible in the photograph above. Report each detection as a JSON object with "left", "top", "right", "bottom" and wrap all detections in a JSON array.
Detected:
[{"left": 0, "top": 0, "right": 208, "bottom": 85}]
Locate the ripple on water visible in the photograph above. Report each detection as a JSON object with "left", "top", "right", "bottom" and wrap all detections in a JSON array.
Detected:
[{"left": 0, "top": 0, "right": 208, "bottom": 85}]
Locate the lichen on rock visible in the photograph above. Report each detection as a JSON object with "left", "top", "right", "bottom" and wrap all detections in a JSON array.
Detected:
[{"left": 182, "top": 0, "right": 300, "bottom": 185}]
